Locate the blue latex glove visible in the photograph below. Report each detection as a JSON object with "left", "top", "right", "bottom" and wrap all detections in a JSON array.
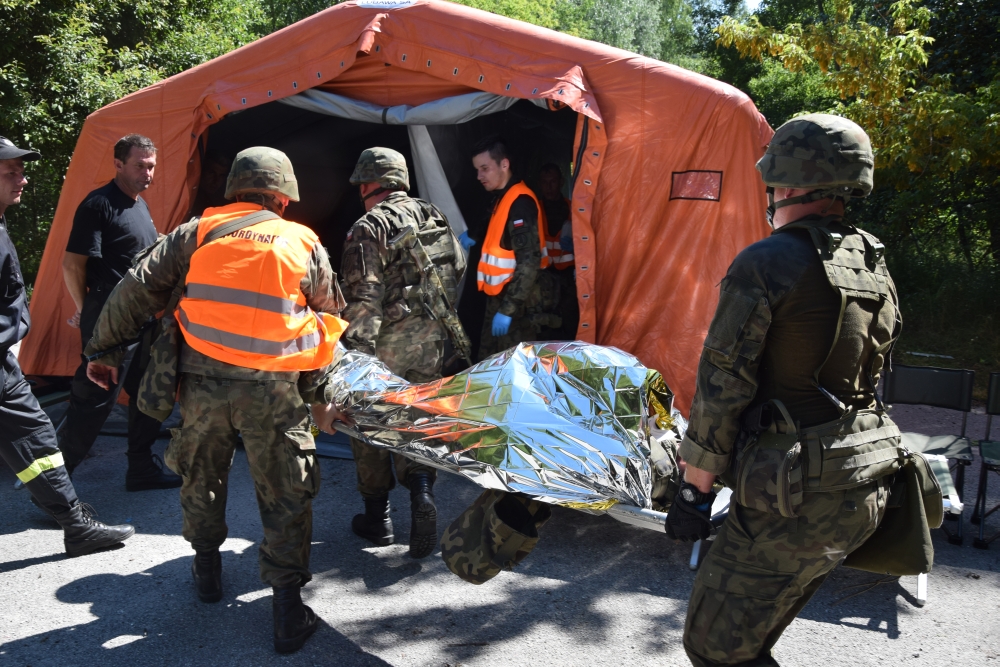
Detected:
[
  {"left": 458, "top": 231, "right": 476, "bottom": 250},
  {"left": 492, "top": 312, "right": 512, "bottom": 336},
  {"left": 559, "top": 234, "right": 574, "bottom": 253}
]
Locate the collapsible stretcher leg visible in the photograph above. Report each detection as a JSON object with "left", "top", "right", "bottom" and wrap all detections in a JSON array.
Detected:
[{"left": 915, "top": 572, "right": 928, "bottom": 606}]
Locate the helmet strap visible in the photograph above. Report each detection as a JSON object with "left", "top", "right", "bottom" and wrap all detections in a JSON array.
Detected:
[
  {"left": 360, "top": 186, "right": 390, "bottom": 203},
  {"left": 766, "top": 187, "right": 776, "bottom": 229},
  {"left": 237, "top": 192, "right": 285, "bottom": 217},
  {"left": 768, "top": 187, "right": 853, "bottom": 227}
]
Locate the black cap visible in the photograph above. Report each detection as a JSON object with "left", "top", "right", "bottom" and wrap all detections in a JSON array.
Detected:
[{"left": 0, "top": 136, "right": 41, "bottom": 161}]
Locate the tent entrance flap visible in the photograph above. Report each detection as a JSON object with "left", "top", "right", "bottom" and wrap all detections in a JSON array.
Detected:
[
  {"left": 198, "top": 94, "right": 578, "bottom": 362},
  {"left": 279, "top": 88, "right": 546, "bottom": 125}
]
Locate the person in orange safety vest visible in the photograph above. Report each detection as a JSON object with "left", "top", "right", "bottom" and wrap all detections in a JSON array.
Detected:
[
  {"left": 537, "top": 162, "right": 579, "bottom": 339},
  {"left": 472, "top": 136, "right": 553, "bottom": 360},
  {"left": 83, "top": 147, "right": 350, "bottom": 655}
]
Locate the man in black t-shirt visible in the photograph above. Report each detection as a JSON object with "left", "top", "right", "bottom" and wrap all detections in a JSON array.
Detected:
[{"left": 59, "top": 134, "right": 180, "bottom": 491}]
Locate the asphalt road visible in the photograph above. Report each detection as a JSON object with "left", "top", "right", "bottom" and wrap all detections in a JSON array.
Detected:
[{"left": 1, "top": 403, "right": 998, "bottom": 666}]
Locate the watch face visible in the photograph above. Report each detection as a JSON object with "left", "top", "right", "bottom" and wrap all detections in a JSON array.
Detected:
[{"left": 681, "top": 487, "right": 696, "bottom": 502}]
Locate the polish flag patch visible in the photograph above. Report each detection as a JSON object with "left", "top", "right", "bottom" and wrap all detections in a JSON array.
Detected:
[{"left": 512, "top": 219, "right": 524, "bottom": 228}]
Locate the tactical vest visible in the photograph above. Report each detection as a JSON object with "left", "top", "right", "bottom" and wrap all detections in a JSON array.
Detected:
[
  {"left": 367, "top": 196, "right": 463, "bottom": 322},
  {"left": 177, "top": 203, "right": 347, "bottom": 372},
  {"left": 735, "top": 217, "right": 902, "bottom": 513},
  {"left": 793, "top": 217, "right": 903, "bottom": 490},
  {"left": 544, "top": 197, "right": 574, "bottom": 270},
  {"left": 477, "top": 181, "right": 550, "bottom": 296}
]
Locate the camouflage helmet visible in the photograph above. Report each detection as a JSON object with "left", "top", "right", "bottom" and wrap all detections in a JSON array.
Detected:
[
  {"left": 224, "top": 146, "right": 300, "bottom": 201},
  {"left": 756, "top": 113, "right": 874, "bottom": 199},
  {"left": 349, "top": 147, "right": 409, "bottom": 191}
]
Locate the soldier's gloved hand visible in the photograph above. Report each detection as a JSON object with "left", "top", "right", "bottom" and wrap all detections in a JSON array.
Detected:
[
  {"left": 666, "top": 483, "right": 716, "bottom": 543},
  {"left": 458, "top": 231, "right": 476, "bottom": 250},
  {"left": 492, "top": 312, "right": 512, "bottom": 336}
]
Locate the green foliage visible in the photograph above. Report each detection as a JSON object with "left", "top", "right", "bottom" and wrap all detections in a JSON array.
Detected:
[
  {"left": 450, "top": 0, "right": 561, "bottom": 29},
  {"left": 747, "top": 59, "right": 838, "bottom": 127},
  {"left": 587, "top": 0, "right": 663, "bottom": 57},
  {"left": 0, "top": 0, "right": 276, "bottom": 282}
]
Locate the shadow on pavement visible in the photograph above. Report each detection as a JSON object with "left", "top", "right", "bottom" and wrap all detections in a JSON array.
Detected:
[
  {"left": 0, "top": 552, "right": 66, "bottom": 575},
  {"left": 307, "top": 465, "right": 694, "bottom": 663},
  {"left": 0, "top": 555, "right": 392, "bottom": 667}
]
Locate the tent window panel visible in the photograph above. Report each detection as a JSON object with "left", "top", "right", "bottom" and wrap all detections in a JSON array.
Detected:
[{"left": 670, "top": 170, "right": 723, "bottom": 201}]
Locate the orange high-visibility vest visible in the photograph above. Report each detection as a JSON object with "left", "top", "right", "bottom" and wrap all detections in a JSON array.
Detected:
[
  {"left": 476, "top": 181, "right": 550, "bottom": 296},
  {"left": 544, "top": 197, "right": 574, "bottom": 270},
  {"left": 177, "top": 203, "right": 347, "bottom": 371}
]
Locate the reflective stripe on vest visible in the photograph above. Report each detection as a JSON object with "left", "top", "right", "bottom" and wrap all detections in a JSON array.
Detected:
[
  {"left": 545, "top": 238, "right": 574, "bottom": 270},
  {"left": 476, "top": 181, "right": 550, "bottom": 296},
  {"left": 545, "top": 197, "right": 574, "bottom": 270},
  {"left": 177, "top": 203, "right": 347, "bottom": 371}
]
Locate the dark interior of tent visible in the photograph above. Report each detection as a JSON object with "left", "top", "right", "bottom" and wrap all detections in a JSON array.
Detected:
[{"left": 199, "top": 98, "right": 578, "bottom": 367}]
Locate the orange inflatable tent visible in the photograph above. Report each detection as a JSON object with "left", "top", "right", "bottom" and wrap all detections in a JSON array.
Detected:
[{"left": 20, "top": 0, "right": 772, "bottom": 411}]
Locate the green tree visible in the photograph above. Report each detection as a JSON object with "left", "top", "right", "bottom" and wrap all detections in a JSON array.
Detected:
[
  {"left": 587, "top": 0, "right": 663, "bottom": 57},
  {"left": 0, "top": 0, "right": 267, "bottom": 281}
]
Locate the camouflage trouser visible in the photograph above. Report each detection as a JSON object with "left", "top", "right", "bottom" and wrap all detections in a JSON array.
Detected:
[
  {"left": 684, "top": 480, "right": 887, "bottom": 666},
  {"left": 165, "top": 374, "right": 319, "bottom": 588},
  {"left": 350, "top": 339, "right": 442, "bottom": 497}
]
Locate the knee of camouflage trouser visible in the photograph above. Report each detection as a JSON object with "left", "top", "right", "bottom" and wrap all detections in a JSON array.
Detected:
[
  {"left": 396, "top": 454, "right": 437, "bottom": 489},
  {"left": 684, "top": 545, "right": 798, "bottom": 665},
  {"left": 349, "top": 437, "right": 396, "bottom": 497}
]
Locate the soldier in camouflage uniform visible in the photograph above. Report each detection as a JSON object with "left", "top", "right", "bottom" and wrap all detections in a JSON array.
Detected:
[
  {"left": 85, "top": 147, "right": 349, "bottom": 654},
  {"left": 340, "top": 147, "right": 466, "bottom": 559},
  {"left": 667, "top": 115, "right": 903, "bottom": 666}
]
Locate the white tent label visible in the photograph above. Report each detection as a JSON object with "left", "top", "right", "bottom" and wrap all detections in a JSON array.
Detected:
[{"left": 357, "top": 0, "right": 416, "bottom": 7}]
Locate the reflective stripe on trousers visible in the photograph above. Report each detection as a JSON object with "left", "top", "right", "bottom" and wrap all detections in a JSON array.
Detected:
[{"left": 17, "top": 451, "right": 65, "bottom": 484}]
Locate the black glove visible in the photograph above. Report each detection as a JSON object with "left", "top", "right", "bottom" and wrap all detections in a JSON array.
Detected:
[{"left": 666, "top": 483, "right": 716, "bottom": 542}]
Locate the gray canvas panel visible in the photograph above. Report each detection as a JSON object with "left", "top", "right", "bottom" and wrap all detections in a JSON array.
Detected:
[
  {"left": 185, "top": 283, "right": 310, "bottom": 318},
  {"left": 178, "top": 308, "right": 321, "bottom": 357},
  {"left": 278, "top": 89, "right": 544, "bottom": 125}
]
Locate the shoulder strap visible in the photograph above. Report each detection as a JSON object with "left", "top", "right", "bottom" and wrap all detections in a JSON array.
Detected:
[
  {"left": 162, "top": 209, "right": 281, "bottom": 318},
  {"left": 200, "top": 209, "right": 279, "bottom": 248}
]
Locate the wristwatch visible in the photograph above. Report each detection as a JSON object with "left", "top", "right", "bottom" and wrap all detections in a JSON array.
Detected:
[{"left": 679, "top": 482, "right": 714, "bottom": 507}]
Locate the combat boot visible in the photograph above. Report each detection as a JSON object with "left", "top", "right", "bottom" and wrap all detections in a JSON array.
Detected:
[
  {"left": 55, "top": 503, "right": 135, "bottom": 557},
  {"left": 351, "top": 494, "right": 394, "bottom": 546},
  {"left": 125, "top": 454, "right": 183, "bottom": 492},
  {"left": 192, "top": 548, "right": 223, "bottom": 603},
  {"left": 273, "top": 585, "right": 318, "bottom": 654},
  {"left": 408, "top": 472, "right": 437, "bottom": 559}
]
